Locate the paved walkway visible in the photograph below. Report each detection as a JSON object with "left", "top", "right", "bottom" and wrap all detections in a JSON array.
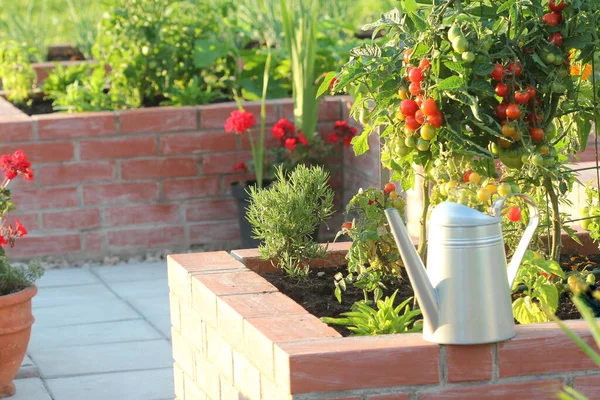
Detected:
[{"left": 13, "top": 262, "right": 174, "bottom": 400}]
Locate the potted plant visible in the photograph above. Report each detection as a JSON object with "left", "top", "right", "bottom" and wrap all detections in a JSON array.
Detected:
[{"left": 0, "top": 150, "right": 41, "bottom": 399}]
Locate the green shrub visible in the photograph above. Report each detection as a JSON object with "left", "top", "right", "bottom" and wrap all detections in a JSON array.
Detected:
[
  {"left": 247, "top": 164, "right": 335, "bottom": 278},
  {"left": 0, "top": 40, "right": 36, "bottom": 104},
  {"left": 0, "top": 254, "right": 43, "bottom": 296}
]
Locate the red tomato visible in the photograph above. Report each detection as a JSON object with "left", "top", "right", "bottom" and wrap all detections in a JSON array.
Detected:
[
  {"left": 496, "top": 103, "right": 508, "bottom": 120},
  {"left": 421, "top": 98, "right": 439, "bottom": 117},
  {"left": 548, "top": 32, "right": 563, "bottom": 46},
  {"left": 507, "top": 206, "right": 521, "bottom": 222},
  {"left": 529, "top": 127, "right": 545, "bottom": 142},
  {"left": 542, "top": 12, "right": 561, "bottom": 26},
  {"left": 408, "top": 67, "right": 424, "bottom": 83},
  {"left": 506, "top": 104, "right": 521, "bottom": 119},
  {"left": 526, "top": 85, "right": 537, "bottom": 99},
  {"left": 495, "top": 83, "right": 509, "bottom": 97},
  {"left": 428, "top": 112, "right": 444, "bottom": 128},
  {"left": 526, "top": 113, "right": 542, "bottom": 127},
  {"left": 400, "top": 99, "right": 419, "bottom": 117},
  {"left": 404, "top": 48, "right": 412, "bottom": 64},
  {"left": 463, "top": 171, "right": 473, "bottom": 182},
  {"left": 341, "top": 222, "right": 353, "bottom": 231},
  {"left": 549, "top": 0, "right": 566, "bottom": 12},
  {"left": 490, "top": 64, "right": 505, "bottom": 81},
  {"left": 415, "top": 110, "right": 426, "bottom": 125},
  {"left": 508, "top": 62, "right": 522, "bottom": 77},
  {"left": 419, "top": 59, "right": 431, "bottom": 70},
  {"left": 514, "top": 91, "right": 531, "bottom": 104},
  {"left": 384, "top": 182, "right": 396, "bottom": 193},
  {"left": 409, "top": 82, "right": 421, "bottom": 95},
  {"left": 405, "top": 116, "right": 422, "bottom": 131}
]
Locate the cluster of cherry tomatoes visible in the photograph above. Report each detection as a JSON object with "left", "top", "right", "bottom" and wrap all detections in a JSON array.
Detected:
[
  {"left": 396, "top": 95, "right": 444, "bottom": 153},
  {"left": 542, "top": 0, "right": 565, "bottom": 27}
]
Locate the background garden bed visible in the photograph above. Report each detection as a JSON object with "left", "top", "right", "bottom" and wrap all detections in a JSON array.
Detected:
[{"left": 167, "top": 242, "right": 600, "bottom": 400}]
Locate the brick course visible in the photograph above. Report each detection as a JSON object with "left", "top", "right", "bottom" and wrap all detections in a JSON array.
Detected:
[
  {"left": 0, "top": 97, "right": 350, "bottom": 259},
  {"left": 168, "top": 244, "right": 600, "bottom": 400}
]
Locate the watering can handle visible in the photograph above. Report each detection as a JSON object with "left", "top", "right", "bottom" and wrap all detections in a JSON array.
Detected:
[{"left": 492, "top": 194, "right": 539, "bottom": 288}]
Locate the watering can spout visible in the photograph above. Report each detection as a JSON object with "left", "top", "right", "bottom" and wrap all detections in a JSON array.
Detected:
[{"left": 385, "top": 208, "right": 439, "bottom": 330}]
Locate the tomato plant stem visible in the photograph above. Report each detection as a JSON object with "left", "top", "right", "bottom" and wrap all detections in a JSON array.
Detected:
[
  {"left": 417, "top": 176, "right": 430, "bottom": 263},
  {"left": 544, "top": 176, "right": 562, "bottom": 261}
]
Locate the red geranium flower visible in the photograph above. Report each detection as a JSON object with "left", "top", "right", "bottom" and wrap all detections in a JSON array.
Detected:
[
  {"left": 0, "top": 236, "right": 6, "bottom": 247},
  {"left": 233, "top": 162, "right": 248, "bottom": 173},
  {"left": 224, "top": 110, "right": 257, "bottom": 134},
  {"left": 272, "top": 118, "right": 296, "bottom": 140},
  {"left": 327, "top": 133, "right": 339, "bottom": 144},
  {"left": 343, "top": 135, "right": 353, "bottom": 147},
  {"left": 0, "top": 150, "right": 34, "bottom": 181},
  {"left": 329, "top": 120, "right": 358, "bottom": 148},
  {"left": 297, "top": 133, "right": 309, "bottom": 146},
  {"left": 15, "top": 219, "right": 27, "bottom": 237},
  {"left": 285, "top": 137, "right": 298, "bottom": 151}
]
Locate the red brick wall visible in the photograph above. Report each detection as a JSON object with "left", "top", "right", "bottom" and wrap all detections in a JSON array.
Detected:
[
  {"left": 0, "top": 97, "right": 350, "bottom": 259},
  {"left": 168, "top": 243, "right": 600, "bottom": 400}
]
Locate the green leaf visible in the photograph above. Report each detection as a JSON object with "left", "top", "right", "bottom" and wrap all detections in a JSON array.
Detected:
[
  {"left": 472, "top": 63, "right": 496, "bottom": 76},
  {"left": 193, "top": 39, "right": 228, "bottom": 69},
  {"left": 496, "top": 0, "right": 517, "bottom": 13},
  {"left": 403, "top": 0, "right": 417, "bottom": 12},
  {"left": 351, "top": 129, "right": 371, "bottom": 156},
  {"left": 443, "top": 61, "right": 467, "bottom": 75},
  {"left": 535, "top": 281, "right": 559, "bottom": 314},
  {"left": 576, "top": 115, "right": 592, "bottom": 151},
  {"left": 562, "top": 35, "right": 593, "bottom": 50},
  {"left": 437, "top": 76, "right": 465, "bottom": 90},
  {"left": 317, "top": 71, "right": 336, "bottom": 99},
  {"left": 513, "top": 296, "right": 547, "bottom": 324},
  {"left": 409, "top": 12, "right": 426, "bottom": 31},
  {"left": 350, "top": 43, "right": 382, "bottom": 58}
]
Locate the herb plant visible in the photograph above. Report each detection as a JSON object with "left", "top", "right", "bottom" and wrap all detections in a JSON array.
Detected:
[
  {"left": 321, "top": 291, "right": 422, "bottom": 336},
  {"left": 0, "top": 41, "right": 36, "bottom": 104},
  {"left": 512, "top": 250, "right": 565, "bottom": 324},
  {"left": 246, "top": 165, "right": 335, "bottom": 278}
]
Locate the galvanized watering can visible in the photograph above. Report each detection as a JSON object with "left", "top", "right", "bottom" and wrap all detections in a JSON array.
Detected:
[{"left": 385, "top": 194, "right": 538, "bottom": 345}]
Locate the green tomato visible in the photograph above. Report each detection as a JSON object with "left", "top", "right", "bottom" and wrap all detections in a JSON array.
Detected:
[
  {"left": 586, "top": 273, "right": 596, "bottom": 285},
  {"left": 511, "top": 184, "right": 521, "bottom": 194},
  {"left": 489, "top": 142, "right": 500, "bottom": 156},
  {"left": 481, "top": 37, "right": 493, "bottom": 51},
  {"left": 417, "top": 138, "right": 431, "bottom": 151},
  {"left": 553, "top": 53, "right": 564, "bottom": 66},
  {"left": 581, "top": 207, "right": 590, "bottom": 217},
  {"left": 532, "top": 154, "right": 544, "bottom": 166},
  {"left": 551, "top": 81, "right": 567, "bottom": 94},
  {"left": 462, "top": 51, "right": 476, "bottom": 63},
  {"left": 581, "top": 219, "right": 591, "bottom": 230},
  {"left": 542, "top": 52, "right": 556, "bottom": 65},
  {"left": 405, "top": 136, "right": 417, "bottom": 148},
  {"left": 521, "top": 154, "right": 529, "bottom": 163},
  {"left": 448, "top": 24, "right": 462, "bottom": 41},
  {"left": 545, "top": 121, "right": 557, "bottom": 141},
  {"left": 543, "top": 156, "right": 555, "bottom": 167},
  {"left": 452, "top": 36, "right": 470, "bottom": 53}
]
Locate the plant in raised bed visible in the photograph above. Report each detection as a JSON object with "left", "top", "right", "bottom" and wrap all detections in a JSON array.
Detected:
[
  {"left": 0, "top": 41, "right": 36, "bottom": 104},
  {"left": 321, "top": 290, "right": 422, "bottom": 335},
  {"left": 321, "top": 1, "right": 599, "bottom": 263},
  {"left": 334, "top": 185, "right": 405, "bottom": 302},
  {"left": 0, "top": 149, "right": 42, "bottom": 399},
  {"left": 246, "top": 164, "right": 334, "bottom": 278}
]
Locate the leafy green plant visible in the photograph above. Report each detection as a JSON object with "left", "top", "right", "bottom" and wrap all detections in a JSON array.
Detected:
[
  {"left": 0, "top": 40, "right": 36, "bottom": 104},
  {"left": 246, "top": 165, "right": 335, "bottom": 278},
  {"left": 42, "top": 62, "right": 91, "bottom": 100},
  {"left": 162, "top": 77, "right": 225, "bottom": 106},
  {"left": 0, "top": 255, "right": 43, "bottom": 296},
  {"left": 551, "top": 296, "right": 600, "bottom": 400},
  {"left": 512, "top": 250, "right": 565, "bottom": 324},
  {"left": 321, "top": 291, "right": 422, "bottom": 335},
  {"left": 335, "top": 185, "right": 405, "bottom": 302},
  {"left": 50, "top": 67, "right": 122, "bottom": 113},
  {"left": 322, "top": 1, "right": 599, "bottom": 262}
]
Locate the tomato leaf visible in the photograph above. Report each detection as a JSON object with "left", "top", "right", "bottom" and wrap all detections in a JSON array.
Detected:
[
  {"left": 350, "top": 43, "right": 382, "bottom": 58},
  {"left": 496, "top": 0, "right": 517, "bottom": 14},
  {"left": 351, "top": 127, "right": 371, "bottom": 156},
  {"left": 472, "top": 63, "right": 496, "bottom": 76},
  {"left": 437, "top": 76, "right": 465, "bottom": 90},
  {"left": 443, "top": 61, "right": 467, "bottom": 75},
  {"left": 316, "top": 71, "right": 336, "bottom": 99}
]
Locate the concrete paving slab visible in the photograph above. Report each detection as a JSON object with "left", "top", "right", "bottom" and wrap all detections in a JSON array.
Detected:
[
  {"left": 33, "top": 284, "right": 117, "bottom": 309},
  {"left": 32, "top": 339, "right": 174, "bottom": 378},
  {"left": 146, "top": 314, "right": 172, "bottom": 339},
  {"left": 127, "top": 294, "right": 171, "bottom": 317},
  {"left": 45, "top": 368, "right": 174, "bottom": 400},
  {"left": 33, "top": 298, "right": 140, "bottom": 328},
  {"left": 16, "top": 355, "right": 39, "bottom": 379},
  {"left": 11, "top": 378, "right": 51, "bottom": 400},
  {"left": 37, "top": 268, "right": 100, "bottom": 288},
  {"left": 92, "top": 262, "right": 167, "bottom": 283},
  {"left": 108, "top": 278, "right": 169, "bottom": 300},
  {"left": 29, "top": 319, "right": 163, "bottom": 351}
]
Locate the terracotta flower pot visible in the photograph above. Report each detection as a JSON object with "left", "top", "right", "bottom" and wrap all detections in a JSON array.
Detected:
[{"left": 0, "top": 286, "right": 37, "bottom": 398}]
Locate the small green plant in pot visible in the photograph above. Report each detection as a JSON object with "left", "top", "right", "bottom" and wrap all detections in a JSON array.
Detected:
[
  {"left": 246, "top": 164, "right": 334, "bottom": 278},
  {"left": 0, "top": 150, "right": 43, "bottom": 399}
]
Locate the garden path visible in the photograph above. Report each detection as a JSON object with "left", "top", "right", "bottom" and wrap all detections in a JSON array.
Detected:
[{"left": 13, "top": 261, "right": 174, "bottom": 400}]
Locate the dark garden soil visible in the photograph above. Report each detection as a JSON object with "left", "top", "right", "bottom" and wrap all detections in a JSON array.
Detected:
[
  {"left": 16, "top": 97, "right": 54, "bottom": 116},
  {"left": 263, "top": 253, "right": 600, "bottom": 337}
]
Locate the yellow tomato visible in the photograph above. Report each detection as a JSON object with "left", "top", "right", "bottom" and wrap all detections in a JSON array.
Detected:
[
  {"left": 485, "top": 184, "right": 497, "bottom": 194},
  {"left": 389, "top": 191, "right": 399, "bottom": 199},
  {"left": 498, "top": 182, "right": 512, "bottom": 197},
  {"left": 469, "top": 172, "right": 481, "bottom": 184},
  {"left": 477, "top": 188, "right": 491, "bottom": 202}
]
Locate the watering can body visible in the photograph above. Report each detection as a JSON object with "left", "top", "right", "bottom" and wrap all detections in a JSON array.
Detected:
[{"left": 385, "top": 195, "right": 539, "bottom": 345}]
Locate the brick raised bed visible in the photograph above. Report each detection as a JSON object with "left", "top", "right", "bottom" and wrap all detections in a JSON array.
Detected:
[
  {"left": 0, "top": 96, "right": 369, "bottom": 259},
  {"left": 167, "top": 241, "right": 600, "bottom": 400}
]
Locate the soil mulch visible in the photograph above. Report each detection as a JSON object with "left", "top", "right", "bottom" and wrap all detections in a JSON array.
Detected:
[
  {"left": 263, "top": 253, "right": 600, "bottom": 337},
  {"left": 16, "top": 98, "right": 54, "bottom": 116}
]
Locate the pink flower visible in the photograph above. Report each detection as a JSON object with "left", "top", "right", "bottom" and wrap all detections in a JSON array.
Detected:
[
  {"left": 233, "top": 162, "right": 248, "bottom": 173},
  {"left": 272, "top": 119, "right": 296, "bottom": 140},
  {"left": 297, "top": 133, "right": 309, "bottom": 146},
  {"left": 285, "top": 137, "right": 298, "bottom": 151},
  {"left": 224, "top": 110, "right": 257, "bottom": 134}
]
